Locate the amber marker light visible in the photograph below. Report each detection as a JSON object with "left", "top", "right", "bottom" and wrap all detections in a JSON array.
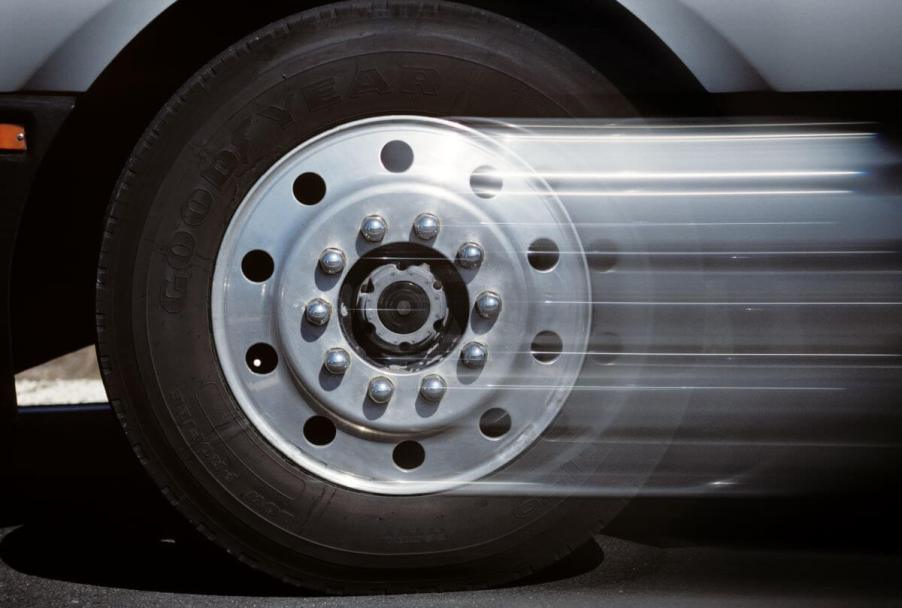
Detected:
[{"left": 0, "top": 124, "right": 27, "bottom": 151}]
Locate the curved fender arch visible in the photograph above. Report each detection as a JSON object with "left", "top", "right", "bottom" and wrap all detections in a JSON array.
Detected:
[{"left": 1, "top": 0, "right": 175, "bottom": 92}]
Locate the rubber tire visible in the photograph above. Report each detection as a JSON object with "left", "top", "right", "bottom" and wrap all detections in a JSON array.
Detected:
[{"left": 97, "top": 0, "right": 634, "bottom": 593}]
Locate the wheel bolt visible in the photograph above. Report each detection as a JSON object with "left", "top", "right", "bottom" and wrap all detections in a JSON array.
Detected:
[
  {"left": 461, "top": 341, "right": 488, "bottom": 369},
  {"left": 419, "top": 375, "right": 447, "bottom": 402},
  {"left": 318, "top": 248, "right": 346, "bottom": 275},
  {"left": 367, "top": 376, "right": 394, "bottom": 404},
  {"left": 304, "top": 298, "right": 331, "bottom": 326},
  {"left": 323, "top": 348, "right": 350, "bottom": 375},
  {"left": 412, "top": 213, "right": 440, "bottom": 240},
  {"left": 475, "top": 291, "right": 502, "bottom": 319},
  {"left": 360, "top": 215, "right": 387, "bottom": 242},
  {"left": 457, "top": 242, "right": 484, "bottom": 270}
]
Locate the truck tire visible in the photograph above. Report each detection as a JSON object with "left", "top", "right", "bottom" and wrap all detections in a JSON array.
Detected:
[{"left": 96, "top": 0, "right": 643, "bottom": 592}]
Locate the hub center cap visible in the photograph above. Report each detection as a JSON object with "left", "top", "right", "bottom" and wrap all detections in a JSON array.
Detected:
[{"left": 359, "top": 263, "right": 449, "bottom": 354}]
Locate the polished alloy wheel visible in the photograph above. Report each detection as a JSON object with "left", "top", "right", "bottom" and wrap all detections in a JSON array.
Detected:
[{"left": 212, "top": 116, "right": 591, "bottom": 494}]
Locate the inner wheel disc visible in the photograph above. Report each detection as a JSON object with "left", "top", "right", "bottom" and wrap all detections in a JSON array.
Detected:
[{"left": 212, "top": 116, "right": 591, "bottom": 494}]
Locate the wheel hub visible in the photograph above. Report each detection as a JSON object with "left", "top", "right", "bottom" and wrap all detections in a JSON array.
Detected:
[
  {"left": 359, "top": 263, "right": 449, "bottom": 355},
  {"left": 338, "top": 242, "right": 468, "bottom": 372},
  {"left": 211, "top": 116, "right": 591, "bottom": 494}
]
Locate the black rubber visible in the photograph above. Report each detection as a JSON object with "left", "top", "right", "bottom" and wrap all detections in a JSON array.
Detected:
[{"left": 96, "top": 0, "right": 635, "bottom": 593}]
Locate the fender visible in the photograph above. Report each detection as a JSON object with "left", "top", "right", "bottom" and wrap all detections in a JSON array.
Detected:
[
  {"left": 618, "top": 0, "right": 902, "bottom": 92},
  {"left": 2, "top": 0, "right": 714, "bottom": 93},
  {"left": 1, "top": 0, "right": 176, "bottom": 92},
  {"left": 6, "top": 0, "right": 902, "bottom": 95}
]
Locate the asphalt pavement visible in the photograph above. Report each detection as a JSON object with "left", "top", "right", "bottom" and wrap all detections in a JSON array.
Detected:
[
  {"left": 3, "top": 525, "right": 901, "bottom": 607},
  {"left": 2, "top": 405, "right": 901, "bottom": 607}
]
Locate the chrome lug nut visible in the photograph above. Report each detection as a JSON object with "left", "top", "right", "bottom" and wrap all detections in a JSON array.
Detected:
[
  {"left": 367, "top": 376, "right": 394, "bottom": 404},
  {"left": 318, "top": 248, "right": 346, "bottom": 275},
  {"left": 457, "top": 242, "right": 484, "bottom": 270},
  {"left": 360, "top": 214, "right": 387, "bottom": 242},
  {"left": 419, "top": 374, "right": 447, "bottom": 402},
  {"left": 304, "top": 298, "right": 332, "bottom": 326},
  {"left": 461, "top": 341, "right": 488, "bottom": 369},
  {"left": 475, "top": 291, "right": 502, "bottom": 319},
  {"left": 323, "top": 348, "right": 350, "bottom": 375},
  {"left": 412, "top": 213, "right": 440, "bottom": 240}
]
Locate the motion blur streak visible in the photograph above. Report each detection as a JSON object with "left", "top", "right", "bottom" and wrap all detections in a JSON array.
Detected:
[
  {"left": 485, "top": 170, "right": 860, "bottom": 180},
  {"left": 449, "top": 119, "right": 902, "bottom": 498}
]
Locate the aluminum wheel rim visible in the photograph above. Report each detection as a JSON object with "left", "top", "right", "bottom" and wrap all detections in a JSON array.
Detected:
[{"left": 211, "top": 116, "right": 591, "bottom": 494}]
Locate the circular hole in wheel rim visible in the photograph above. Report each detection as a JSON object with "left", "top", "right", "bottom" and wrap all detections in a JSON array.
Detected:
[
  {"left": 591, "top": 332, "right": 622, "bottom": 365},
  {"left": 293, "top": 172, "right": 326, "bottom": 205},
  {"left": 528, "top": 238, "right": 560, "bottom": 271},
  {"left": 241, "top": 249, "right": 274, "bottom": 282},
  {"left": 479, "top": 408, "right": 512, "bottom": 438},
  {"left": 303, "top": 416, "right": 336, "bottom": 446},
  {"left": 470, "top": 165, "right": 503, "bottom": 199},
  {"left": 393, "top": 441, "right": 425, "bottom": 470},
  {"left": 380, "top": 140, "right": 414, "bottom": 173},
  {"left": 586, "top": 239, "right": 618, "bottom": 272},
  {"left": 245, "top": 343, "right": 278, "bottom": 374},
  {"left": 531, "top": 330, "right": 563, "bottom": 363}
]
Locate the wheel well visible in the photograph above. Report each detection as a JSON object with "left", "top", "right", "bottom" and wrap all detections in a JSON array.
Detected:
[{"left": 10, "top": 0, "right": 701, "bottom": 371}]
